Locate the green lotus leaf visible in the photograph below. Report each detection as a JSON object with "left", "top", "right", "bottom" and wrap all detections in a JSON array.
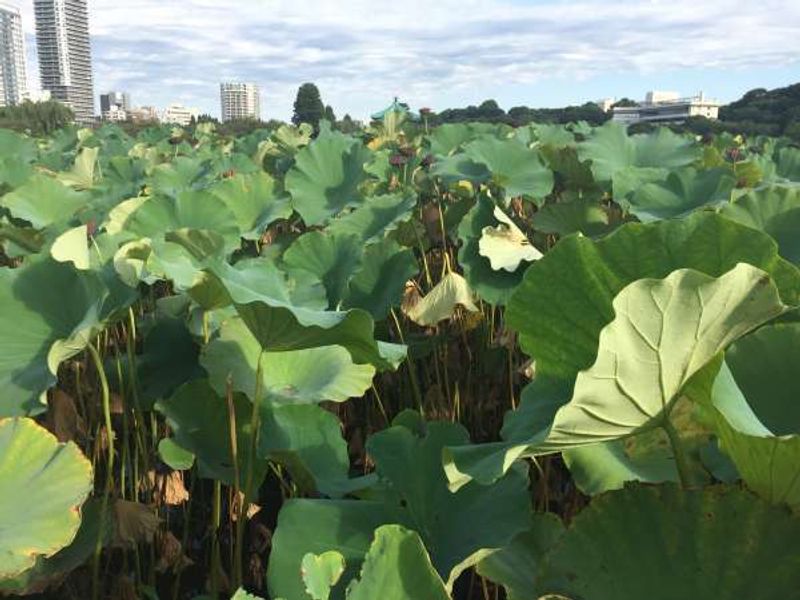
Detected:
[
  {"left": 205, "top": 261, "right": 401, "bottom": 370},
  {"left": 231, "top": 589, "right": 264, "bottom": 600},
  {"left": 1, "top": 174, "right": 88, "bottom": 229},
  {"left": 284, "top": 231, "right": 364, "bottom": 309},
  {"left": 404, "top": 272, "right": 479, "bottom": 327},
  {"left": 0, "top": 129, "right": 37, "bottom": 163},
  {"left": 0, "top": 156, "right": 34, "bottom": 191},
  {"left": 208, "top": 172, "right": 292, "bottom": 239},
  {"left": 346, "top": 525, "right": 450, "bottom": 600},
  {"left": 157, "top": 437, "right": 195, "bottom": 471},
  {"left": 699, "top": 361, "right": 800, "bottom": 510},
  {"left": 0, "top": 418, "right": 93, "bottom": 578},
  {"left": 577, "top": 122, "right": 700, "bottom": 184},
  {"left": 125, "top": 191, "right": 241, "bottom": 252},
  {"left": 50, "top": 225, "right": 90, "bottom": 270},
  {"left": 429, "top": 154, "right": 490, "bottom": 185},
  {"left": 57, "top": 147, "right": 98, "bottom": 190},
  {"left": 626, "top": 166, "right": 735, "bottom": 222},
  {"left": 464, "top": 136, "right": 554, "bottom": 203},
  {"left": 154, "top": 379, "right": 267, "bottom": 492},
  {"left": 508, "top": 212, "right": 800, "bottom": 383},
  {"left": 720, "top": 184, "right": 800, "bottom": 264},
  {"left": 202, "top": 316, "right": 375, "bottom": 405},
  {"left": 344, "top": 239, "right": 418, "bottom": 320},
  {"left": 102, "top": 196, "right": 147, "bottom": 235},
  {"left": 0, "top": 500, "right": 110, "bottom": 595},
  {"left": 327, "top": 193, "right": 416, "bottom": 244},
  {"left": 286, "top": 129, "right": 372, "bottom": 226},
  {"left": 301, "top": 551, "right": 345, "bottom": 600},
  {"left": 478, "top": 206, "right": 542, "bottom": 272},
  {"left": 258, "top": 404, "right": 362, "bottom": 498},
  {"left": 476, "top": 513, "right": 565, "bottom": 600},
  {"left": 531, "top": 199, "right": 609, "bottom": 237},
  {"left": 268, "top": 416, "right": 530, "bottom": 599},
  {"left": 537, "top": 484, "right": 800, "bottom": 600},
  {"left": 775, "top": 147, "right": 800, "bottom": 181},
  {"left": 0, "top": 258, "right": 136, "bottom": 416},
  {"left": 446, "top": 263, "right": 786, "bottom": 487},
  {"left": 426, "top": 123, "right": 478, "bottom": 156},
  {"left": 457, "top": 195, "right": 527, "bottom": 305},
  {"left": 148, "top": 156, "right": 211, "bottom": 198}
]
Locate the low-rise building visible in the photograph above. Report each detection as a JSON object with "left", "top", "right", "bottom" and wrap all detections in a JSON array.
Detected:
[
  {"left": 161, "top": 103, "right": 199, "bottom": 126},
  {"left": 128, "top": 105, "right": 159, "bottom": 123},
  {"left": 612, "top": 91, "right": 720, "bottom": 124}
]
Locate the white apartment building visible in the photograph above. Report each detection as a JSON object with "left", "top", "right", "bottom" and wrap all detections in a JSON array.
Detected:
[
  {"left": 0, "top": 2, "right": 28, "bottom": 107},
  {"left": 34, "top": 0, "right": 95, "bottom": 124},
  {"left": 162, "top": 103, "right": 199, "bottom": 126},
  {"left": 612, "top": 91, "right": 721, "bottom": 124},
  {"left": 220, "top": 82, "right": 260, "bottom": 122}
]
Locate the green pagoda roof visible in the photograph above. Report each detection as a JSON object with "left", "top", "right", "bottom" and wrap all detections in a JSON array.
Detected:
[{"left": 371, "top": 97, "right": 419, "bottom": 121}]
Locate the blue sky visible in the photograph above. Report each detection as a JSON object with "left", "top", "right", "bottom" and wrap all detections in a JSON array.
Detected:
[{"left": 13, "top": 0, "right": 800, "bottom": 120}]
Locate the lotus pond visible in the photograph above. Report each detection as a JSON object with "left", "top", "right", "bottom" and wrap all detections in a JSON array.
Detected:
[{"left": 1, "top": 117, "right": 800, "bottom": 599}]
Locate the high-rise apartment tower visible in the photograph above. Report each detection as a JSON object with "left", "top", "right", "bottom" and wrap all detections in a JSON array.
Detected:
[
  {"left": 34, "top": 0, "right": 94, "bottom": 123},
  {"left": 0, "top": 2, "right": 28, "bottom": 107},
  {"left": 220, "top": 82, "right": 260, "bottom": 122}
]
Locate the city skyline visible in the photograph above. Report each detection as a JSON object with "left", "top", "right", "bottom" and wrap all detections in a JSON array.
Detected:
[
  {"left": 0, "top": 1, "right": 28, "bottom": 107},
  {"left": 3, "top": 0, "right": 800, "bottom": 121}
]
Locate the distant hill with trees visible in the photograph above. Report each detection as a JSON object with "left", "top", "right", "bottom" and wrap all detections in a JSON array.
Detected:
[
  {"left": 718, "top": 82, "right": 800, "bottom": 139},
  {"left": 429, "top": 99, "right": 610, "bottom": 127}
]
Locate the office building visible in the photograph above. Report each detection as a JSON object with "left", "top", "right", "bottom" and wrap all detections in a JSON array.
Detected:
[
  {"left": 612, "top": 91, "right": 721, "bottom": 125},
  {"left": 220, "top": 82, "right": 260, "bottom": 122},
  {"left": 100, "top": 90, "right": 130, "bottom": 112},
  {"left": 34, "top": 0, "right": 95, "bottom": 123},
  {"left": 0, "top": 2, "right": 28, "bottom": 107}
]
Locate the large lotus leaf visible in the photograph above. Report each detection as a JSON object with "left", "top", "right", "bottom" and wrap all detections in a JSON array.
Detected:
[
  {"left": 346, "top": 525, "right": 450, "bottom": 600},
  {"left": 531, "top": 199, "right": 609, "bottom": 237},
  {"left": 426, "top": 123, "right": 478, "bottom": 156},
  {"left": 259, "top": 404, "right": 360, "bottom": 498},
  {"left": 202, "top": 316, "right": 375, "bottom": 404},
  {"left": 148, "top": 156, "right": 211, "bottom": 198},
  {"left": 719, "top": 185, "right": 800, "bottom": 264},
  {"left": 776, "top": 147, "right": 800, "bottom": 182},
  {"left": 205, "top": 261, "right": 401, "bottom": 370},
  {"left": 476, "top": 513, "right": 565, "bottom": 600},
  {"left": 457, "top": 195, "right": 528, "bottom": 305},
  {"left": 429, "top": 153, "right": 490, "bottom": 186},
  {"left": 268, "top": 415, "right": 530, "bottom": 599},
  {"left": 120, "top": 317, "right": 202, "bottom": 410},
  {"left": 327, "top": 193, "right": 415, "bottom": 244},
  {"left": 699, "top": 362, "right": 800, "bottom": 510},
  {"left": 1, "top": 174, "right": 88, "bottom": 229},
  {"left": 404, "top": 272, "right": 479, "bottom": 327},
  {"left": 0, "top": 156, "right": 34, "bottom": 191},
  {"left": 478, "top": 206, "right": 542, "bottom": 272},
  {"left": 268, "top": 500, "right": 389, "bottom": 600},
  {"left": 208, "top": 172, "right": 292, "bottom": 239},
  {"left": 154, "top": 379, "right": 267, "bottom": 492},
  {"left": 57, "top": 147, "right": 98, "bottom": 190},
  {"left": 0, "top": 129, "right": 37, "bottom": 163},
  {"left": 627, "top": 167, "right": 735, "bottom": 222},
  {"left": 0, "top": 418, "right": 93, "bottom": 578},
  {"left": 446, "top": 264, "right": 786, "bottom": 486},
  {"left": 283, "top": 231, "right": 364, "bottom": 309},
  {"left": 725, "top": 322, "right": 800, "bottom": 433},
  {"left": 125, "top": 191, "right": 241, "bottom": 252},
  {"left": 344, "top": 239, "right": 418, "bottom": 320},
  {"left": 506, "top": 212, "right": 800, "bottom": 383},
  {"left": 537, "top": 484, "right": 800, "bottom": 600},
  {"left": 577, "top": 122, "right": 700, "bottom": 183},
  {"left": 464, "top": 136, "right": 554, "bottom": 203},
  {"left": 0, "top": 500, "right": 110, "bottom": 595},
  {"left": 0, "top": 258, "right": 136, "bottom": 416},
  {"left": 286, "top": 129, "right": 372, "bottom": 226}
]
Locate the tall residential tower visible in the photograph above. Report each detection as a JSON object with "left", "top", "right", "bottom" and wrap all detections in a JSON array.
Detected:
[
  {"left": 0, "top": 2, "right": 28, "bottom": 107},
  {"left": 34, "top": 0, "right": 94, "bottom": 123},
  {"left": 220, "top": 82, "right": 260, "bottom": 122}
]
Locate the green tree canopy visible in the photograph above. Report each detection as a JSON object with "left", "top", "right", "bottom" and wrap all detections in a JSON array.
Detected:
[{"left": 293, "top": 83, "right": 326, "bottom": 129}]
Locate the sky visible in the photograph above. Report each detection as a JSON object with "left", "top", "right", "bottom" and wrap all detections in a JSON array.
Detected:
[{"left": 12, "top": 0, "right": 800, "bottom": 121}]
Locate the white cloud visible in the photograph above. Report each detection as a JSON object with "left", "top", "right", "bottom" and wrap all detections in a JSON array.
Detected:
[{"left": 11, "top": 0, "right": 800, "bottom": 119}]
